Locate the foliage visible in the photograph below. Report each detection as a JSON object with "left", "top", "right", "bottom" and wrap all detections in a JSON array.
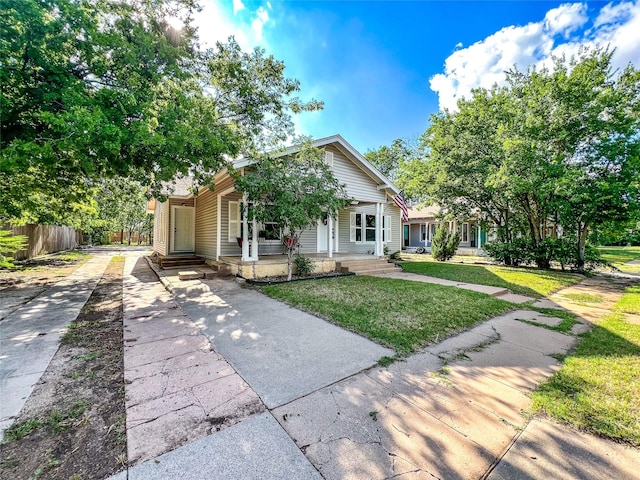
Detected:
[
  {"left": 431, "top": 224, "right": 460, "bottom": 261},
  {"left": 261, "top": 275, "right": 514, "bottom": 354},
  {"left": 0, "top": 230, "right": 28, "bottom": 268},
  {"left": 483, "top": 237, "right": 608, "bottom": 271},
  {"left": 399, "top": 261, "right": 582, "bottom": 297},
  {"left": 532, "top": 312, "right": 640, "bottom": 445},
  {"left": 365, "top": 137, "right": 420, "bottom": 182},
  {"left": 234, "top": 139, "right": 349, "bottom": 281},
  {"left": 294, "top": 255, "right": 315, "bottom": 276},
  {"left": 405, "top": 48, "right": 640, "bottom": 271},
  {"left": 1, "top": 0, "right": 321, "bottom": 223}
]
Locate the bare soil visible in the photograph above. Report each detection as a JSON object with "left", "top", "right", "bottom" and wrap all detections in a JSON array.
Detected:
[
  {"left": 0, "top": 257, "right": 127, "bottom": 480},
  {"left": 0, "top": 253, "right": 90, "bottom": 290}
]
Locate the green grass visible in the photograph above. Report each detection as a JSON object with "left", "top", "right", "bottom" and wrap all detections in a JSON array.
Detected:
[
  {"left": 598, "top": 246, "right": 640, "bottom": 266},
  {"left": 613, "top": 285, "right": 640, "bottom": 315},
  {"left": 561, "top": 293, "right": 603, "bottom": 304},
  {"left": 532, "top": 311, "right": 640, "bottom": 446},
  {"left": 398, "top": 261, "right": 582, "bottom": 298},
  {"left": 261, "top": 276, "right": 514, "bottom": 354},
  {"left": 598, "top": 246, "right": 640, "bottom": 273}
]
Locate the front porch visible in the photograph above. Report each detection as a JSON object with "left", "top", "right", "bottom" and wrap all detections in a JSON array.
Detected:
[{"left": 214, "top": 253, "right": 385, "bottom": 279}]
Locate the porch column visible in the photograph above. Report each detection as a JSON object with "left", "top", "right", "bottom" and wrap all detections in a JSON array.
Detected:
[
  {"left": 375, "top": 202, "right": 383, "bottom": 257},
  {"left": 250, "top": 216, "right": 259, "bottom": 260},
  {"left": 241, "top": 195, "right": 250, "bottom": 261},
  {"left": 328, "top": 214, "right": 334, "bottom": 258}
]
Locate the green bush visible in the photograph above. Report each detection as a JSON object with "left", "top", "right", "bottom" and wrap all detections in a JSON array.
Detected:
[
  {"left": 483, "top": 237, "right": 609, "bottom": 271},
  {"left": 294, "top": 255, "right": 315, "bottom": 276},
  {"left": 0, "top": 230, "right": 28, "bottom": 269},
  {"left": 431, "top": 224, "right": 460, "bottom": 261}
]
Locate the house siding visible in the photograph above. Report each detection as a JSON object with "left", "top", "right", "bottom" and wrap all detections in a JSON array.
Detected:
[
  {"left": 194, "top": 188, "right": 216, "bottom": 259},
  {"left": 327, "top": 146, "right": 387, "bottom": 203},
  {"left": 153, "top": 201, "right": 169, "bottom": 256},
  {"left": 219, "top": 191, "right": 243, "bottom": 256}
]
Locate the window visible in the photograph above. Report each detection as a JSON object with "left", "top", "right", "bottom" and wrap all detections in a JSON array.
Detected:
[
  {"left": 350, "top": 212, "right": 389, "bottom": 243},
  {"left": 461, "top": 223, "right": 469, "bottom": 243},
  {"left": 365, "top": 214, "right": 376, "bottom": 242},
  {"left": 420, "top": 224, "right": 426, "bottom": 242},
  {"left": 324, "top": 151, "right": 334, "bottom": 166},
  {"left": 228, "top": 201, "right": 239, "bottom": 242},
  {"left": 430, "top": 223, "right": 437, "bottom": 240}
]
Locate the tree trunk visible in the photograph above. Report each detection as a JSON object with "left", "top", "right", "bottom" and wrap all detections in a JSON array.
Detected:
[
  {"left": 120, "top": 229, "right": 124, "bottom": 245},
  {"left": 577, "top": 223, "right": 589, "bottom": 272}
]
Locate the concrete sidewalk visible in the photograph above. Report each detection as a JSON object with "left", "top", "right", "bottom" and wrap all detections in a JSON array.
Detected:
[
  {"left": 116, "top": 260, "right": 640, "bottom": 479},
  {"left": 0, "top": 253, "right": 114, "bottom": 437}
]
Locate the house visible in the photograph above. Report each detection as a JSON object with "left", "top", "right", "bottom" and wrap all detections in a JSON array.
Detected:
[
  {"left": 403, "top": 205, "right": 489, "bottom": 255},
  {"left": 149, "top": 135, "right": 403, "bottom": 278}
]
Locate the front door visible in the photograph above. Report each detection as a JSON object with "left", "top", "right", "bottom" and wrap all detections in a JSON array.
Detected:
[
  {"left": 317, "top": 213, "right": 337, "bottom": 252},
  {"left": 171, "top": 206, "right": 195, "bottom": 252},
  {"left": 403, "top": 225, "right": 409, "bottom": 247}
]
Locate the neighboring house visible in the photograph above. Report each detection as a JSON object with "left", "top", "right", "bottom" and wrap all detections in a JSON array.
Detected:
[
  {"left": 149, "top": 135, "right": 402, "bottom": 278},
  {"left": 403, "top": 205, "right": 489, "bottom": 255}
]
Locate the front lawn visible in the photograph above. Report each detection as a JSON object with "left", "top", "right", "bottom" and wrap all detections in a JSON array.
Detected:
[
  {"left": 261, "top": 276, "right": 514, "bottom": 354},
  {"left": 398, "top": 261, "right": 582, "bottom": 298},
  {"left": 598, "top": 246, "right": 640, "bottom": 273},
  {"left": 532, "top": 312, "right": 640, "bottom": 445},
  {"left": 613, "top": 284, "right": 640, "bottom": 315}
]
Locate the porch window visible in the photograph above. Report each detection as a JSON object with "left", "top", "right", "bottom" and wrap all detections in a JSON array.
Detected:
[
  {"left": 461, "top": 223, "right": 469, "bottom": 243},
  {"left": 430, "top": 223, "right": 437, "bottom": 239},
  {"left": 350, "top": 213, "right": 389, "bottom": 243},
  {"left": 228, "top": 201, "right": 240, "bottom": 242},
  {"left": 365, "top": 214, "right": 376, "bottom": 242},
  {"left": 420, "top": 224, "right": 426, "bottom": 242}
]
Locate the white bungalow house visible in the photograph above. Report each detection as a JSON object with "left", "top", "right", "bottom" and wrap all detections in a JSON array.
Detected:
[
  {"left": 149, "top": 135, "right": 403, "bottom": 278},
  {"left": 403, "top": 205, "right": 489, "bottom": 255}
]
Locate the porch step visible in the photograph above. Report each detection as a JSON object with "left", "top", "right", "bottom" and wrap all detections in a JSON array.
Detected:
[
  {"left": 159, "top": 255, "right": 206, "bottom": 269},
  {"left": 336, "top": 259, "right": 401, "bottom": 275},
  {"left": 178, "top": 270, "right": 205, "bottom": 281}
]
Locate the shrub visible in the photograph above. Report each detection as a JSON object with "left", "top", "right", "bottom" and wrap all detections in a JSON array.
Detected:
[
  {"left": 0, "top": 230, "right": 28, "bottom": 269},
  {"left": 294, "top": 255, "right": 315, "bottom": 276},
  {"left": 431, "top": 224, "right": 460, "bottom": 261},
  {"left": 484, "top": 237, "right": 609, "bottom": 271}
]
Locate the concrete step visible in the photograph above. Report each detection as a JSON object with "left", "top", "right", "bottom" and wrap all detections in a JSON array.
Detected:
[
  {"left": 337, "top": 259, "right": 389, "bottom": 268},
  {"left": 160, "top": 256, "right": 206, "bottom": 268},
  {"left": 178, "top": 270, "right": 205, "bottom": 281}
]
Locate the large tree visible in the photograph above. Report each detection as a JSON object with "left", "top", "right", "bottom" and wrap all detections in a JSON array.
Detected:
[
  {"left": 1, "top": 0, "right": 321, "bottom": 222},
  {"left": 234, "top": 139, "right": 349, "bottom": 281},
  {"left": 407, "top": 48, "right": 640, "bottom": 270}
]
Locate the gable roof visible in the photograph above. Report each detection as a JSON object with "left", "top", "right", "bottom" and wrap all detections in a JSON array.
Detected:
[{"left": 234, "top": 134, "right": 400, "bottom": 195}]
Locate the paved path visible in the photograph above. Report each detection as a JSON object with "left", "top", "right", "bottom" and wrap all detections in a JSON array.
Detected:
[
  {"left": 0, "top": 253, "right": 113, "bottom": 437},
  {"left": 159, "top": 266, "right": 393, "bottom": 409},
  {"left": 121, "top": 256, "right": 264, "bottom": 465}
]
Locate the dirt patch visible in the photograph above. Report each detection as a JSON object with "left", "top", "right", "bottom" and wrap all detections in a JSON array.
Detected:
[
  {"left": 0, "top": 257, "right": 127, "bottom": 480},
  {"left": 0, "top": 252, "right": 90, "bottom": 291}
]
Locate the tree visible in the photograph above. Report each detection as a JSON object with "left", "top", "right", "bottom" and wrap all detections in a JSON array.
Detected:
[
  {"left": 1, "top": 0, "right": 321, "bottom": 223},
  {"left": 409, "top": 48, "right": 640, "bottom": 271},
  {"left": 431, "top": 224, "right": 460, "bottom": 261},
  {"left": 234, "top": 139, "right": 349, "bottom": 281},
  {"left": 365, "top": 137, "right": 419, "bottom": 181}
]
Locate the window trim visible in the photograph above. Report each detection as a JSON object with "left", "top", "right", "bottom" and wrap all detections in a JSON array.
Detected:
[{"left": 228, "top": 200, "right": 240, "bottom": 242}]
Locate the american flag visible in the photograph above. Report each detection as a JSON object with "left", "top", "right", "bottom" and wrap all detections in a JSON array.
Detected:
[{"left": 394, "top": 190, "right": 409, "bottom": 222}]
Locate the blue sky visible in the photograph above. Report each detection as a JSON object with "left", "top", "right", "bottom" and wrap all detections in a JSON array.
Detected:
[{"left": 194, "top": 1, "right": 640, "bottom": 154}]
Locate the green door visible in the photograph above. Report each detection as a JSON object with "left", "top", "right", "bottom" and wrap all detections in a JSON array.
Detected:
[{"left": 403, "top": 225, "right": 409, "bottom": 247}]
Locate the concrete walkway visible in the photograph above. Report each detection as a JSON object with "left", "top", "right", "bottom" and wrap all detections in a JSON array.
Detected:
[
  {"left": 0, "top": 253, "right": 113, "bottom": 437},
  {"left": 159, "top": 266, "right": 393, "bottom": 409},
  {"left": 120, "top": 261, "right": 640, "bottom": 479}
]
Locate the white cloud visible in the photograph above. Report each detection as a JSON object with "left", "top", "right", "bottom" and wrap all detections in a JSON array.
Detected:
[
  {"left": 544, "top": 3, "right": 588, "bottom": 36},
  {"left": 195, "top": 0, "right": 272, "bottom": 51},
  {"left": 233, "top": 0, "right": 245, "bottom": 15},
  {"left": 431, "top": 1, "right": 640, "bottom": 112}
]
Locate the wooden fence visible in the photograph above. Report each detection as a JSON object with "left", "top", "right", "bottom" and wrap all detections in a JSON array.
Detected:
[{"left": 4, "top": 224, "right": 80, "bottom": 260}]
